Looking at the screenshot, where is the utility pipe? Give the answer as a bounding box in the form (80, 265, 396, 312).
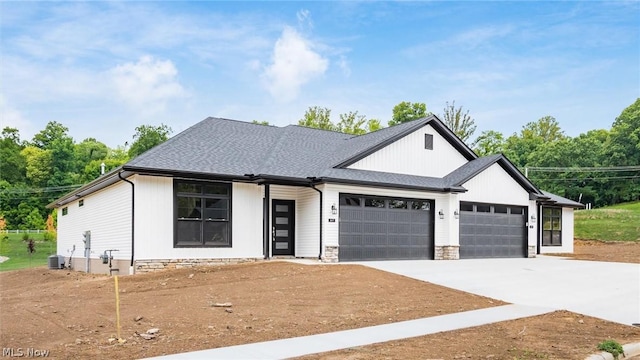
(309, 183, 323, 260)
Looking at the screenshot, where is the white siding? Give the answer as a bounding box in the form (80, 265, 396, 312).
(540, 207, 574, 254)
(296, 188, 320, 258)
(138, 180, 263, 260)
(458, 164, 530, 206)
(57, 180, 132, 270)
(348, 124, 469, 177)
(321, 184, 452, 249)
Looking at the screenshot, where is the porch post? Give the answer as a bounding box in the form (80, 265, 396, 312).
(263, 184, 270, 259)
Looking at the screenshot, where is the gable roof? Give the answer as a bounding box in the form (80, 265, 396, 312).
(443, 153, 542, 195)
(540, 191, 585, 208)
(49, 116, 555, 207)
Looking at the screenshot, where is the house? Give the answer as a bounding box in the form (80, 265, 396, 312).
(49, 115, 584, 274)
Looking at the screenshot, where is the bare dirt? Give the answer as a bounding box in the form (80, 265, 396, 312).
(1, 240, 639, 360)
(550, 239, 640, 264)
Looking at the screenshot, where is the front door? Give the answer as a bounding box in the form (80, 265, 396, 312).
(272, 199, 295, 256)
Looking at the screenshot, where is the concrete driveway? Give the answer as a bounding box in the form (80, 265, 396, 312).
(361, 256, 640, 326)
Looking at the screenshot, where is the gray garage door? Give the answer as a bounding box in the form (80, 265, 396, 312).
(459, 202, 527, 259)
(339, 194, 434, 261)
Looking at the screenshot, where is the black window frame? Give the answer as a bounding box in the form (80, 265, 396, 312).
(542, 207, 562, 246)
(174, 180, 232, 248)
(424, 134, 434, 150)
(62, 207, 68, 216)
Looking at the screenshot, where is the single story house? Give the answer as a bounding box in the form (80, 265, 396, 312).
(49, 116, 584, 274)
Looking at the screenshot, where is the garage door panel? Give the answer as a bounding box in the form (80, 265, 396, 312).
(460, 202, 526, 259)
(339, 194, 434, 261)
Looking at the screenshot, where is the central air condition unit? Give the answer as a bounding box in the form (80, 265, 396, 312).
(48, 255, 65, 269)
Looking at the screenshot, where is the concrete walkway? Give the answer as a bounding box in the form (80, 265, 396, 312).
(144, 304, 553, 360)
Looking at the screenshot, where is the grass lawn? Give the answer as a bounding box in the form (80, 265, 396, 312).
(575, 201, 640, 242)
(0, 233, 57, 271)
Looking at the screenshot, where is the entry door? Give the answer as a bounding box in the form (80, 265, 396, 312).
(272, 200, 295, 256)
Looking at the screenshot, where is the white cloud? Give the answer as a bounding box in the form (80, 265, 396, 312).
(0, 95, 32, 139)
(262, 27, 329, 102)
(110, 56, 187, 115)
(297, 9, 313, 29)
(337, 55, 351, 77)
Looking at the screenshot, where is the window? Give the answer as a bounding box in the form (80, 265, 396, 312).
(424, 134, 434, 150)
(494, 205, 508, 214)
(542, 208, 562, 246)
(476, 205, 491, 213)
(411, 201, 431, 210)
(62, 207, 68, 216)
(460, 203, 474, 212)
(79, 199, 84, 207)
(389, 200, 407, 209)
(175, 180, 231, 247)
(364, 198, 386, 208)
(340, 196, 361, 207)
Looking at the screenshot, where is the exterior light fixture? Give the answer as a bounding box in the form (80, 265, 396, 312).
(530, 214, 536, 222)
(454, 209, 459, 219)
(438, 209, 444, 219)
(331, 204, 337, 215)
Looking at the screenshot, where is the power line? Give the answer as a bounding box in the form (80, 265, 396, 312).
(529, 175, 640, 182)
(0, 184, 83, 195)
(526, 165, 640, 173)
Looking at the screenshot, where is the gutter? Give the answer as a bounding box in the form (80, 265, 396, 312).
(118, 171, 135, 271)
(308, 180, 323, 260)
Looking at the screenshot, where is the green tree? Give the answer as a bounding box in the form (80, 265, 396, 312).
(251, 120, 270, 125)
(24, 208, 45, 230)
(74, 138, 108, 172)
(128, 124, 173, 158)
(606, 98, 640, 166)
(298, 106, 336, 131)
(21, 146, 53, 188)
(0, 128, 26, 184)
(32, 121, 70, 150)
(441, 101, 476, 143)
(389, 101, 429, 126)
(521, 116, 565, 142)
(474, 130, 505, 156)
(366, 119, 383, 133)
(336, 111, 367, 135)
(503, 116, 565, 168)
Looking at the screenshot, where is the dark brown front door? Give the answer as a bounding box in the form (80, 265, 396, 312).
(272, 200, 295, 256)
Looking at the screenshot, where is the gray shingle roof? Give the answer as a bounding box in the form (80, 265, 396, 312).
(541, 190, 585, 208)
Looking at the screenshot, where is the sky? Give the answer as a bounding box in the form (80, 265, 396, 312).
(1, 1, 639, 148)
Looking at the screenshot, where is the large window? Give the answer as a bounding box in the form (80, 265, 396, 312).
(542, 208, 562, 246)
(174, 180, 231, 247)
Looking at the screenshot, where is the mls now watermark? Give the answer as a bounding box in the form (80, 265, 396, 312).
(2, 348, 50, 357)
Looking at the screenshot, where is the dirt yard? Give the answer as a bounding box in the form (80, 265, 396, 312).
(555, 239, 640, 264)
(1, 240, 639, 360)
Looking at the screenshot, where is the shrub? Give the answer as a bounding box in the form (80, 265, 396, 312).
(598, 339, 624, 360)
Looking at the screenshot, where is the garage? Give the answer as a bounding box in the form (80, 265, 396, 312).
(338, 194, 434, 261)
(459, 202, 527, 259)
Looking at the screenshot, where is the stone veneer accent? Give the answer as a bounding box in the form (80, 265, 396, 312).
(322, 246, 339, 263)
(135, 258, 259, 273)
(527, 245, 537, 258)
(435, 245, 460, 260)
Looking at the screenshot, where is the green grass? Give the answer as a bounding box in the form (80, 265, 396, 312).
(0, 233, 57, 271)
(575, 201, 640, 242)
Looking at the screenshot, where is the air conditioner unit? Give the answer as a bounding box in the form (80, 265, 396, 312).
(48, 255, 65, 270)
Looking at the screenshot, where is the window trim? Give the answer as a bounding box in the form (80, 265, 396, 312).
(173, 180, 232, 248)
(62, 207, 68, 216)
(542, 207, 562, 246)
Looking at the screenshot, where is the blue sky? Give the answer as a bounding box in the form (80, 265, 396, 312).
(1, 1, 638, 147)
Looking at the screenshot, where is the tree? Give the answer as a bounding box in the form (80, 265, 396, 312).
(0, 128, 26, 184)
(441, 101, 477, 143)
(474, 130, 505, 156)
(128, 124, 173, 158)
(24, 208, 45, 230)
(32, 121, 70, 150)
(251, 120, 270, 125)
(74, 138, 108, 172)
(606, 98, 640, 166)
(21, 146, 53, 188)
(298, 106, 336, 131)
(336, 111, 367, 135)
(521, 116, 565, 142)
(366, 119, 383, 133)
(389, 101, 429, 126)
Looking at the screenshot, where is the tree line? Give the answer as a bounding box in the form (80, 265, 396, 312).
(1, 98, 638, 230)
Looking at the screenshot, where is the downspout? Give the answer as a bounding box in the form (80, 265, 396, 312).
(309, 183, 323, 260)
(263, 183, 270, 259)
(118, 172, 135, 273)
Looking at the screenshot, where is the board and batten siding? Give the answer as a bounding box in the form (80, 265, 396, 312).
(347, 124, 469, 178)
(57, 180, 132, 266)
(540, 207, 574, 254)
(295, 187, 320, 258)
(137, 179, 263, 260)
(458, 164, 530, 206)
(321, 183, 454, 249)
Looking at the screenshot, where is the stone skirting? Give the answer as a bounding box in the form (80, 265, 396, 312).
(322, 246, 339, 263)
(135, 258, 259, 273)
(527, 245, 537, 258)
(435, 245, 460, 260)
